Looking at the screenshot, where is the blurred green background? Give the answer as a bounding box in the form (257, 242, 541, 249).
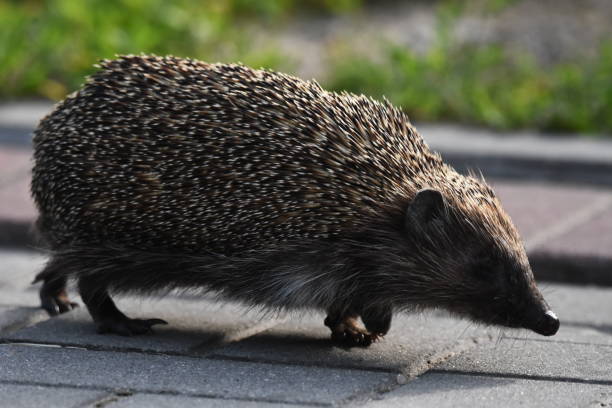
(1, 0, 611, 135)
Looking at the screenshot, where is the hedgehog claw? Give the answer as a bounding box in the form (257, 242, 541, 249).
(40, 291, 79, 316)
(331, 327, 376, 347)
(327, 315, 379, 348)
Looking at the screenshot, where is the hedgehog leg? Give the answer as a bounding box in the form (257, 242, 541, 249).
(324, 306, 378, 347)
(37, 265, 79, 316)
(77, 277, 167, 336)
(361, 305, 392, 338)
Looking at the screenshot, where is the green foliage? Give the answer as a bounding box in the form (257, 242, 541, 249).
(0, 0, 610, 135)
(0, 0, 362, 99)
(0, 0, 313, 99)
(327, 17, 612, 136)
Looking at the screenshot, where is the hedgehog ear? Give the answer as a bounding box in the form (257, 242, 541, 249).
(405, 189, 446, 229)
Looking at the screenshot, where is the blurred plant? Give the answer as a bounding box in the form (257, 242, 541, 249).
(1, 0, 358, 99)
(0, 0, 610, 135)
(326, 3, 612, 135)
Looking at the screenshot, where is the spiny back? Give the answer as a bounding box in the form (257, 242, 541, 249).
(32, 55, 509, 254)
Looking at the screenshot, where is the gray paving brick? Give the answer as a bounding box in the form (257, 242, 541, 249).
(504, 324, 612, 348)
(495, 284, 612, 347)
(0, 101, 52, 129)
(212, 311, 492, 373)
(108, 393, 306, 408)
(0, 175, 35, 221)
(0, 147, 30, 186)
(539, 284, 612, 327)
(5, 296, 280, 353)
(436, 336, 612, 382)
(422, 124, 612, 164)
(0, 382, 107, 408)
(0, 249, 46, 307)
(0, 305, 47, 335)
(492, 283, 612, 346)
(491, 181, 611, 242)
(539, 206, 612, 258)
(363, 372, 612, 408)
(0, 344, 392, 405)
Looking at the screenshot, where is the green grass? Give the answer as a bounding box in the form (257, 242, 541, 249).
(0, 0, 314, 99)
(325, 0, 612, 135)
(0, 0, 361, 99)
(327, 43, 612, 135)
(1, 0, 610, 135)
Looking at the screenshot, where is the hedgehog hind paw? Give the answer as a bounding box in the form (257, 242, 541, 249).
(95, 316, 168, 336)
(41, 294, 79, 316)
(39, 277, 79, 316)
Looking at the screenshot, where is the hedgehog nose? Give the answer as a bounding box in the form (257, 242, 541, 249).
(533, 310, 560, 336)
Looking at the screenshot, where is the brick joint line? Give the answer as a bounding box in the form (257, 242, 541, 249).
(0, 379, 329, 407)
(73, 391, 120, 408)
(0, 339, 397, 374)
(337, 335, 493, 406)
(525, 195, 612, 252)
(188, 315, 288, 354)
(429, 369, 612, 386)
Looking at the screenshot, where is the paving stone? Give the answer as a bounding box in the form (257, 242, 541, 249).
(436, 336, 612, 382)
(0, 344, 392, 405)
(0, 249, 46, 306)
(506, 325, 612, 348)
(422, 124, 612, 164)
(538, 284, 612, 325)
(363, 372, 612, 408)
(0, 101, 52, 129)
(0, 147, 30, 186)
(538, 206, 612, 258)
(472, 283, 612, 346)
(0, 175, 35, 221)
(108, 393, 306, 408)
(493, 283, 612, 346)
(491, 181, 611, 243)
(426, 125, 612, 187)
(212, 310, 492, 374)
(0, 148, 34, 225)
(495, 283, 612, 347)
(5, 296, 281, 354)
(0, 127, 33, 148)
(0, 382, 107, 408)
(0, 305, 48, 335)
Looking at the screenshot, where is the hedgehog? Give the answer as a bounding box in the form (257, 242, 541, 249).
(31, 55, 559, 346)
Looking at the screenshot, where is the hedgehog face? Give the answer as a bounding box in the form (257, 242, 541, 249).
(457, 249, 559, 336)
(400, 188, 559, 336)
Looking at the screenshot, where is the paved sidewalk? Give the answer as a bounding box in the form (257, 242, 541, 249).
(0, 250, 611, 407)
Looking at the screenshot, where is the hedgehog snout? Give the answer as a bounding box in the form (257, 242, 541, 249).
(520, 300, 560, 336)
(530, 310, 560, 336)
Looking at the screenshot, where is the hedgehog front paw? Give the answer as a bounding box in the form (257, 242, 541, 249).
(95, 316, 168, 336)
(326, 315, 381, 348)
(331, 326, 381, 347)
